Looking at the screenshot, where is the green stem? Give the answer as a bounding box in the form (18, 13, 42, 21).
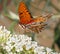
(31, 33, 35, 41)
(8, 21, 18, 34)
(3, 0, 8, 13)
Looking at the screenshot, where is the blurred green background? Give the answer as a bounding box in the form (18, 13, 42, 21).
(0, 0, 60, 52)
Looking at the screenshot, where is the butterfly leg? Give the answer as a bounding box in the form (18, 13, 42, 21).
(39, 23, 47, 32)
(19, 23, 26, 29)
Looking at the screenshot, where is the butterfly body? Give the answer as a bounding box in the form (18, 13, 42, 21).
(18, 2, 51, 33)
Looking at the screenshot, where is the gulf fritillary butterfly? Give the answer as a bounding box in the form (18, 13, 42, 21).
(18, 2, 52, 33)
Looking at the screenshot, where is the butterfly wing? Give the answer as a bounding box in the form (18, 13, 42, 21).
(34, 14, 52, 23)
(26, 14, 51, 33)
(18, 2, 52, 33)
(18, 2, 33, 25)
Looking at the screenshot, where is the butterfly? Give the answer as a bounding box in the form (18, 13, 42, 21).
(18, 2, 52, 33)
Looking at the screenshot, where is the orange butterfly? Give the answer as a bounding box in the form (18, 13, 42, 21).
(18, 2, 51, 33)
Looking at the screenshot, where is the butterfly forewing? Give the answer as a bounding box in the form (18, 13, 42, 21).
(18, 2, 33, 24)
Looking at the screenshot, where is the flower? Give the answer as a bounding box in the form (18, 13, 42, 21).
(0, 26, 11, 44)
(0, 25, 60, 54)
